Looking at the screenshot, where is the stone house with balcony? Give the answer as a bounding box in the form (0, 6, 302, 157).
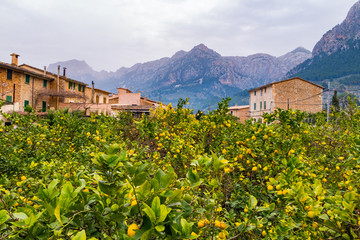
(248, 77, 325, 120)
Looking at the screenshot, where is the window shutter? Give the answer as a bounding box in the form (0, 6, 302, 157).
(7, 70, 13, 80)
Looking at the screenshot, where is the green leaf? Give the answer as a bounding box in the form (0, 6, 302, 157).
(0, 210, 9, 225)
(150, 179, 160, 192)
(54, 202, 62, 225)
(342, 233, 351, 240)
(168, 189, 182, 204)
(344, 191, 356, 202)
(137, 180, 151, 200)
(75, 179, 86, 194)
(186, 169, 198, 184)
(24, 213, 37, 228)
(142, 203, 156, 222)
(319, 214, 329, 221)
(158, 205, 170, 223)
(133, 172, 148, 186)
(13, 212, 28, 220)
(268, 203, 275, 212)
(155, 169, 173, 189)
(139, 229, 152, 240)
(106, 144, 123, 155)
(98, 181, 114, 195)
(313, 179, 323, 196)
(106, 155, 120, 168)
(155, 225, 165, 232)
(151, 197, 161, 218)
(180, 218, 192, 236)
(186, 169, 202, 188)
(48, 179, 59, 193)
(181, 200, 192, 218)
(71, 230, 86, 240)
(248, 195, 258, 210)
(342, 201, 355, 213)
(60, 182, 76, 209)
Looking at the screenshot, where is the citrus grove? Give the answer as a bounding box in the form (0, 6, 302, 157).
(0, 98, 360, 239)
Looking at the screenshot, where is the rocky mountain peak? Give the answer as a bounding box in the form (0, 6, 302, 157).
(188, 43, 221, 59)
(312, 1, 360, 56)
(48, 59, 94, 75)
(290, 47, 311, 54)
(345, 0, 360, 22)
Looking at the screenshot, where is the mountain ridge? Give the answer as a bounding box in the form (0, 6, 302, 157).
(48, 44, 311, 110)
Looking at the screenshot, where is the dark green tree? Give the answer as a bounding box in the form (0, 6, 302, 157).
(331, 90, 340, 112)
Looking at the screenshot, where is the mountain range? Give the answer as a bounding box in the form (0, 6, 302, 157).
(48, 45, 310, 110)
(48, 0, 360, 110)
(288, 0, 360, 96)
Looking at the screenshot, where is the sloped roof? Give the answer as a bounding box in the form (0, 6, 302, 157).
(228, 105, 249, 110)
(19, 64, 88, 86)
(248, 77, 325, 92)
(0, 62, 54, 81)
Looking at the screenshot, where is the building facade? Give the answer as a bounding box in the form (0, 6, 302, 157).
(248, 77, 325, 120)
(228, 105, 250, 123)
(109, 87, 159, 116)
(0, 53, 111, 115)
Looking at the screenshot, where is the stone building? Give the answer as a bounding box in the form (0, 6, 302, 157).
(228, 105, 250, 123)
(109, 87, 160, 116)
(248, 77, 325, 120)
(0, 53, 111, 115)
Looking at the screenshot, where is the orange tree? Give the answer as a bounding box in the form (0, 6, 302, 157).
(0, 98, 360, 239)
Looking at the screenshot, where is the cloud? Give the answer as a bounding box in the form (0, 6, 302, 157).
(0, 0, 358, 71)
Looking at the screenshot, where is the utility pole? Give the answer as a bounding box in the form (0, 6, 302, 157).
(327, 81, 330, 122)
(287, 98, 289, 110)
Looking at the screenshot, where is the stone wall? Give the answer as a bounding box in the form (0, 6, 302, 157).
(273, 78, 323, 113)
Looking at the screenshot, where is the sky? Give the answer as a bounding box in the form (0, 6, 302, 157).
(0, 0, 358, 71)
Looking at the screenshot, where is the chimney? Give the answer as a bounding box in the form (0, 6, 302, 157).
(10, 53, 19, 66)
(63, 67, 67, 77)
(91, 81, 95, 104)
(43, 66, 47, 75)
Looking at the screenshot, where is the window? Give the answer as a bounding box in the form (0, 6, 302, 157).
(43, 80, 47, 88)
(260, 101, 262, 110)
(260, 89, 262, 96)
(25, 75, 30, 84)
(7, 70, 12, 80)
(78, 84, 82, 91)
(69, 82, 72, 89)
(264, 101, 267, 109)
(254, 103, 256, 110)
(6, 95, 12, 102)
(254, 90, 256, 96)
(73, 83, 76, 90)
(264, 87, 266, 93)
(24, 100, 29, 109)
(82, 85, 85, 92)
(42, 101, 47, 112)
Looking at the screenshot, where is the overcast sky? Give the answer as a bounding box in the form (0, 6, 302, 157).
(1, 0, 358, 71)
